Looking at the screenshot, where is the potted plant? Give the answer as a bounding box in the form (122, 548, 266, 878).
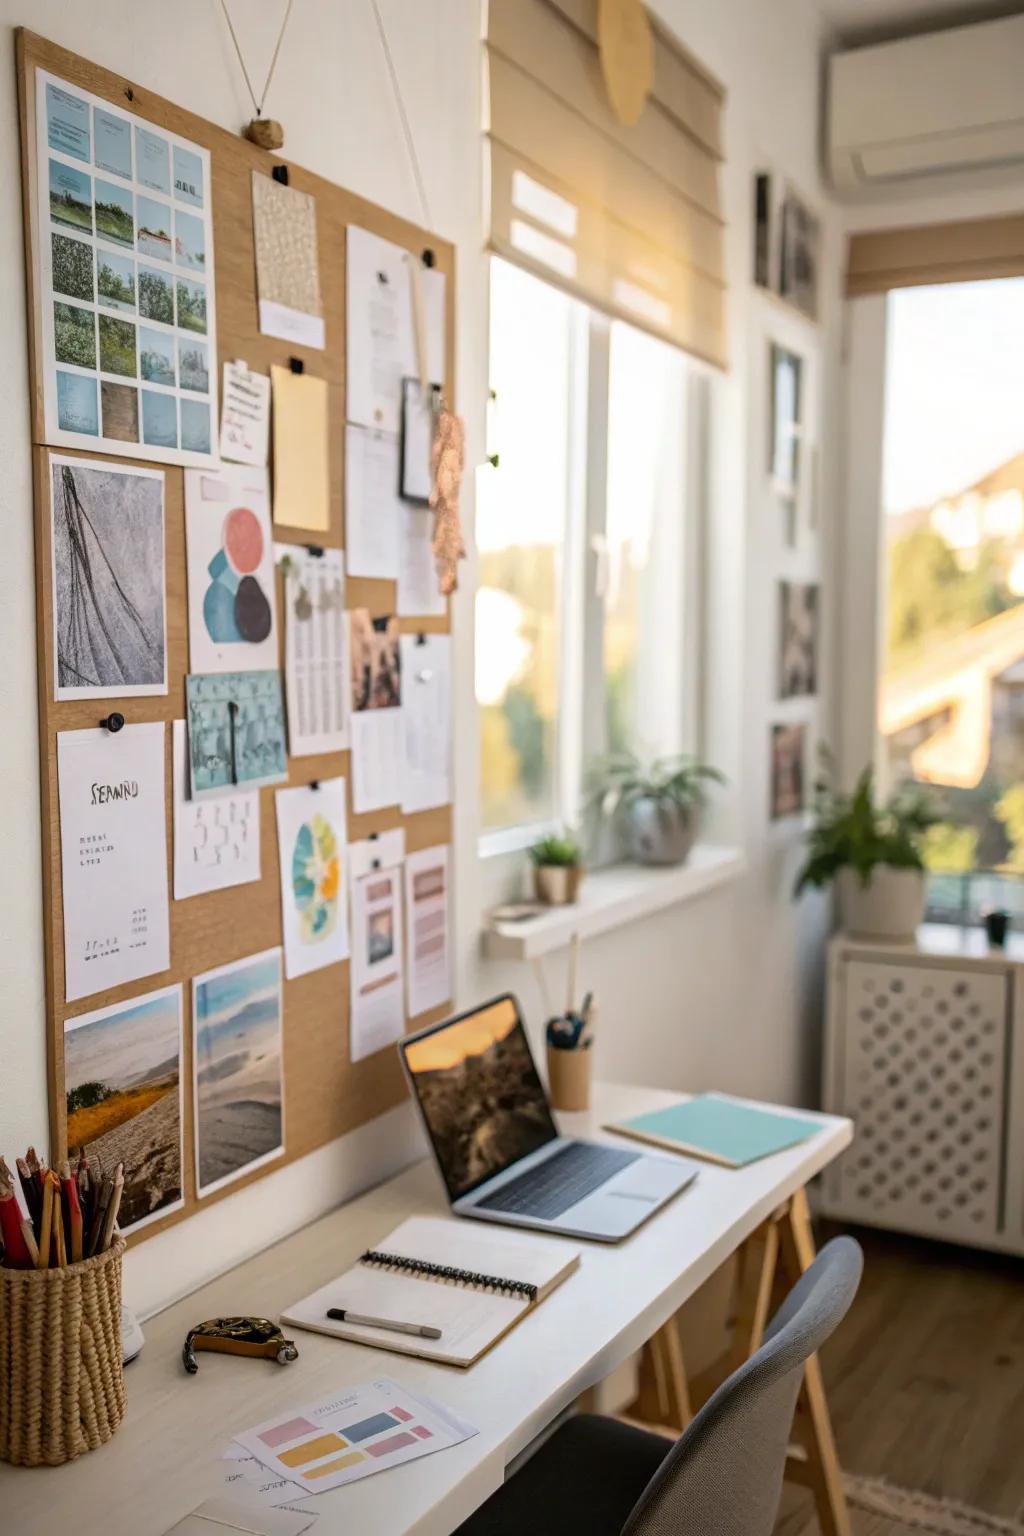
(586, 752, 725, 867)
(529, 833, 583, 905)
(795, 760, 941, 939)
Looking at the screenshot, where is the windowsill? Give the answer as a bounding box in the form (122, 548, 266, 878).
(481, 844, 746, 960)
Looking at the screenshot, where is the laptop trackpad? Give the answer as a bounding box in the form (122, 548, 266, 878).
(611, 1154, 697, 1200)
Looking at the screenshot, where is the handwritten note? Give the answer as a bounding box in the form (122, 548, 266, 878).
(219, 360, 270, 466)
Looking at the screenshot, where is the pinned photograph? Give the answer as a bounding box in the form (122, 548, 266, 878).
(176, 275, 207, 335)
(53, 302, 95, 369)
(95, 178, 134, 249)
(137, 194, 172, 262)
(349, 609, 401, 711)
(181, 398, 211, 453)
(52, 232, 93, 302)
(101, 380, 139, 443)
(179, 338, 209, 394)
(193, 948, 284, 1196)
(173, 144, 204, 207)
(778, 581, 819, 700)
(98, 313, 136, 377)
(135, 125, 170, 195)
(186, 668, 287, 796)
(174, 208, 206, 272)
(64, 984, 184, 1234)
(140, 326, 175, 386)
(46, 81, 90, 161)
(94, 107, 132, 179)
(56, 371, 98, 435)
(49, 158, 92, 234)
(50, 455, 166, 699)
(138, 264, 173, 324)
(97, 249, 135, 313)
(142, 388, 177, 448)
(771, 722, 807, 821)
(779, 189, 819, 321)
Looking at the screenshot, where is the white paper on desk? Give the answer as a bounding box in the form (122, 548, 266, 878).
(346, 225, 445, 433)
(58, 722, 170, 1002)
(220, 360, 271, 466)
(234, 1377, 476, 1495)
(275, 777, 349, 980)
(345, 425, 401, 578)
(404, 844, 451, 1018)
(400, 634, 452, 813)
(348, 609, 403, 814)
(173, 720, 260, 900)
(398, 506, 445, 617)
(350, 838, 405, 1063)
(185, 465, 278, 675)
(164, 1495, 317, 1535)
(218, 1447, 311, 1513)
(281, 546, 348, 756)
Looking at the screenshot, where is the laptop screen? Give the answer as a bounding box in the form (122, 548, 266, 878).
(402, 995, 558, 1200)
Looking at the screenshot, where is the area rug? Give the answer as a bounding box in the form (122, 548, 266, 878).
(846, 1474, 1024, 1536)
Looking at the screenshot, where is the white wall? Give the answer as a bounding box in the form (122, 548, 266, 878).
(0, 0, 841, 1316)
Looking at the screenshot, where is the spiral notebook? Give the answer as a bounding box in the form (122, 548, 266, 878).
(281, 1215, 580, 1367)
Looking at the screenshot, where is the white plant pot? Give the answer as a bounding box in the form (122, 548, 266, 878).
(837, 866, 925, 941)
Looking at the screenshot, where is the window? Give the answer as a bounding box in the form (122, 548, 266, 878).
(477, 258, 702, 848)
(878, 278, 1024, 905)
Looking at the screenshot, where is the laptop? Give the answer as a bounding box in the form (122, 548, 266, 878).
(399, 994, 698, 1242)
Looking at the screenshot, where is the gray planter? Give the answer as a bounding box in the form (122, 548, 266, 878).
(624, 797, 697, 866)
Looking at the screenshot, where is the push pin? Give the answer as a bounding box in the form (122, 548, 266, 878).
(101, 712, 125, 733)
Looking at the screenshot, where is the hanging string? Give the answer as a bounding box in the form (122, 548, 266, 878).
(219, 0, 296, 119)
(367, 0, 433, 231)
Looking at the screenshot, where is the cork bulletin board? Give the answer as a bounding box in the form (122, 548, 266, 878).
(17, 30, 455, 1246)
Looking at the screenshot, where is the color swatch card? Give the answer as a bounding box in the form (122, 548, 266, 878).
(281, 545, 348, 757)
(172, 720, 260, 901)
(404, 844, 451, 1019)
(349, 830, 405, 1064)
(275, 779, 349, 980)
(35, 67, 218, 466)
(185, 466, 278, 674)
(234, 1378, 477, 1494)
(186, 669, 288, 798)
(57, 722, 170, 1001)
(252, 171, 325, 351)
(220, 359, 270, 466)
(271, 366, 329, 531)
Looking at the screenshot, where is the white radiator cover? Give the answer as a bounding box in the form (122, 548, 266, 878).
(823, 929, 1024, 1256)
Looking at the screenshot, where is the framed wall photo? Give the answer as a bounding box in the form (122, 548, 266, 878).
(778, 580, 819, 700)
(778, 187, 819, 321)
(770, 721, 807, 821)
(769, 342, 803, 502)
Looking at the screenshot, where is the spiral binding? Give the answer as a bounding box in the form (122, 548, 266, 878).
(359, 1248, 538, 1303)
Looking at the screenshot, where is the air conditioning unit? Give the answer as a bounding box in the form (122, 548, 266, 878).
(828, 13, 1024, 196)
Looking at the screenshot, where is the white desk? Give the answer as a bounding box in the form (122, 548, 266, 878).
(0, 1084, 851, 1536)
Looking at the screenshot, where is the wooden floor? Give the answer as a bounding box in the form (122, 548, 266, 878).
(775, 1222, 1024, 1531)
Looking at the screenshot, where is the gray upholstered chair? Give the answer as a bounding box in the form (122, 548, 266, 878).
(455, 1234, 863, 1536)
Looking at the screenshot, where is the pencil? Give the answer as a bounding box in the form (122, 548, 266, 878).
(99, 1165, 124, 1254)
(88, 1176, 112, 1258)
(20, 1218, 39, 1269)
(36, 1176, 54, 1269)
(49, 1173, 66, 1267)
(16, 1157, 40, 1229)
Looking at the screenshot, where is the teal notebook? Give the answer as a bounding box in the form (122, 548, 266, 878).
(608, 1093, 819, 1168)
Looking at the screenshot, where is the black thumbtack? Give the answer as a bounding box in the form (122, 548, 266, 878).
(305, 543, 324, 557)
(289, 357, 304, 374)
(377, 270, 389, 285)
(422, 248, 435, 269)
(310, 780, 320, 791)
(124, 87, 134, 103)
(101, 712, 125, 733)
(415, 633, 428, 646)
(371, 858, 381, 871)
(272, 164, 289, 186)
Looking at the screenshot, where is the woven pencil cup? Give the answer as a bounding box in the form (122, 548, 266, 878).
(0, 1237, 126, 1466)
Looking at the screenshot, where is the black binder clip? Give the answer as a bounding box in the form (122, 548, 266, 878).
(289, 357, 304, 374)
(100, 712, 125, 733)
(272, 164, 289, 186)
(422, 248, 435, 269)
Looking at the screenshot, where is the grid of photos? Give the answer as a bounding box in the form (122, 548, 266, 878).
(36, 68, 217, 465)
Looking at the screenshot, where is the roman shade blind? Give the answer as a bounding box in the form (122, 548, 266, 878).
(485, 0, 727, 368)
(847, 213, 1024, 296)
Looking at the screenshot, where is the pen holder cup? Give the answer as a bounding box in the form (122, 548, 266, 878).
(0, 1237, 127, 1467)
(546, 1042, 592, 1113)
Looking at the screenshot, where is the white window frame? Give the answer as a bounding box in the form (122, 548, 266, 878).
(478, 264, 709, 859)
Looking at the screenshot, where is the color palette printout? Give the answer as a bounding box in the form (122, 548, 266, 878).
(57, 722, 170, 1001)
(185, 465, 278, 674)
(36, 68, 217, 465)
(275, 778, 349, 980)
(234, 1378, 477, 1494)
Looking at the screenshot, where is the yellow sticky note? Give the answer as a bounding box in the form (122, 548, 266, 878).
(271, 364, 330, 531)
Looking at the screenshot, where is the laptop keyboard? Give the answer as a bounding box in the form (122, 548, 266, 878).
(476, 1141, 639, 1221)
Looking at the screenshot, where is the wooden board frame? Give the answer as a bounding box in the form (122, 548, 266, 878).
(17, 30, 455, 1247)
